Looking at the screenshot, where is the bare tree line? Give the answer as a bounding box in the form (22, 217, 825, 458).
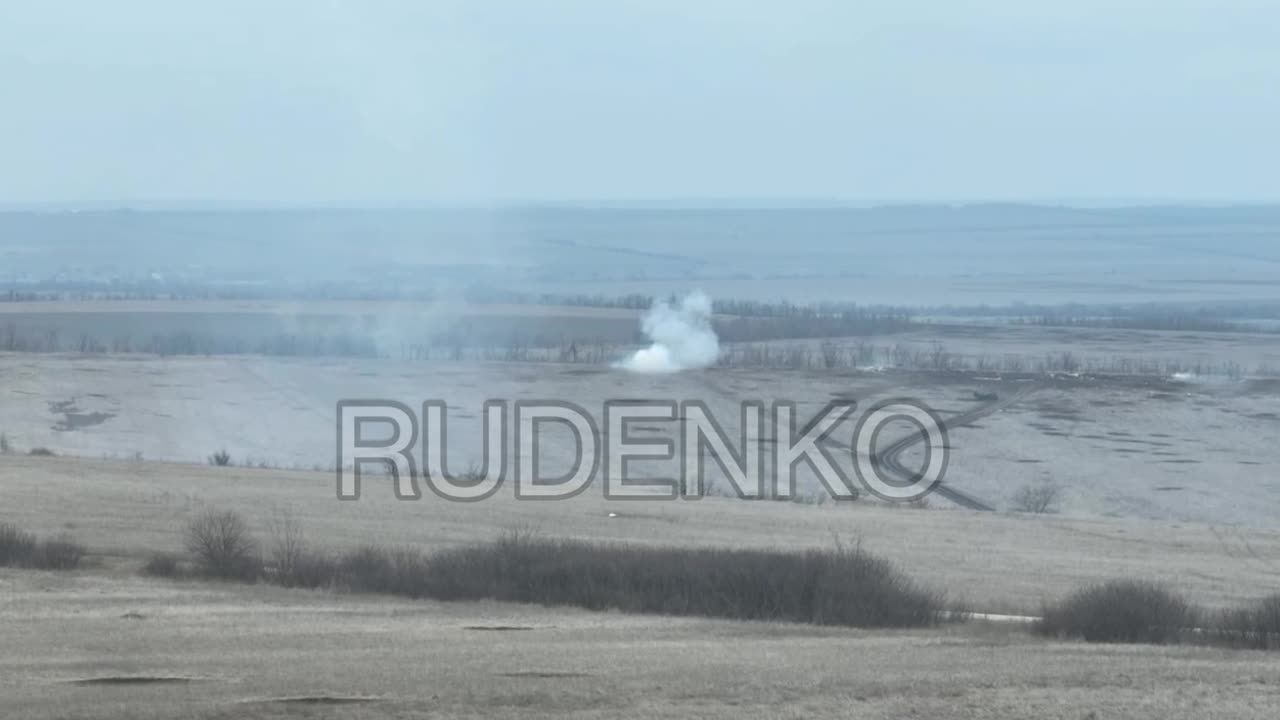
(1013, 314, 1277, 334)
(719, 341, 1258, 377)
(2, 321, 1270, 378)
(7, 284, 1280, 326)
(393, 339, 1267, 378)
(0, 301, 912, 357)
(0, 325, 381, 358)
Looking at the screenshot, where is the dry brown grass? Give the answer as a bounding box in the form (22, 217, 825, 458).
(4, 570, 1280, 720)
(3, 454, 1280, 614)
(0, 522, 85, 570)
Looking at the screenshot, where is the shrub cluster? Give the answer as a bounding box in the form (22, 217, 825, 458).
(1037, 580, 1280, 650)
(170, 509, 946, 629)
(141, 553, 183, 578)
(1011, 482, 1061, 514)
(184, 510, 261, 580)
(1037, 580, 1197, 644)
(423, 532, 946, 628)
(157, 509, 1280, 648)
(0, 523, 85, 570)
(1212, 594, 1280, 650)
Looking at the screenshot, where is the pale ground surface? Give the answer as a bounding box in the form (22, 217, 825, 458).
(5, 349, 1280, 718)
(3, 352, 1279, 523)
(0, 300, 645, 318)
(4, 569, 1280, 720)
(3, 454, 1280, 613)
(825, 323, 1280, 375)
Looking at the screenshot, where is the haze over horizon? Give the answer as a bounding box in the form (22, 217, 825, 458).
(3, 0, 1279, 206)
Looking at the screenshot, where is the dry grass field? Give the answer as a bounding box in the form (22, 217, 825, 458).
(6, 568, 1280, 720)
(3, 308, 1280, 718)
(4, 453, 1280, 613)
(0, 300, 648, 357)
(4, 454, 1280, 718)
(3, 349, 1279, 522)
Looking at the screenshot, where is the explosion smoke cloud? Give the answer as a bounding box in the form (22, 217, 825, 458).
(616, 291, 719, 373)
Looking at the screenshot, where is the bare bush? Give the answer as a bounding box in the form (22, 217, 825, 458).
(422, 531, 947, 628)
(337, 545, 431, 596)
(1011, 482, 1061, 514)
(819, 341, 841, 369)
(33, 537, 85, 570)
(266, 508, 339, 588)
(153, 526, 945, 628)
(0, 523, 85, 570)
(1212, 594, 1280, 650)
(141, 553, 183, 578)
(281, 549, 340, 589)
(27, 447, 56, 457)
(207, 449, 232, 467)
(185, 509, 260, 580)
(267, 508, 304, 578)
(1036, 580, 1198, 644)
(0, 523, 38, 566)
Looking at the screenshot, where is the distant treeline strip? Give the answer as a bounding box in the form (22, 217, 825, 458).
(0, 325, 383, 358)
(6, 286, 1280, 335)
(1, 324, 1270, 377)
(1011, 314, 1276, 334)
(0, 301, 914, 356)
(412, 340, 1263, 378)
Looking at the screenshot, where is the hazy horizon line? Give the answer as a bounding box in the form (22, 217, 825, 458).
(5, 197, 1280, 213)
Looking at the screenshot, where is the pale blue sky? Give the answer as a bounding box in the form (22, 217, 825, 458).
(1, 1, 1277, 205)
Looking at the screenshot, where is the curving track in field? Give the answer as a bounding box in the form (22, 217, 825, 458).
(691, 370, 1037, 511)
(873, 386, 1040, 511)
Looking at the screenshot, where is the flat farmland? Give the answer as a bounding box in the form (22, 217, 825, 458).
(5, 567, 1280, 720)
(2, 350, 1279, 525)
(0, 301, 646, 354)
(5, 446, 1280, 611)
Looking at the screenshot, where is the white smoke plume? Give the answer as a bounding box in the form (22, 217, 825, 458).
(616, 291, 720, 373)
